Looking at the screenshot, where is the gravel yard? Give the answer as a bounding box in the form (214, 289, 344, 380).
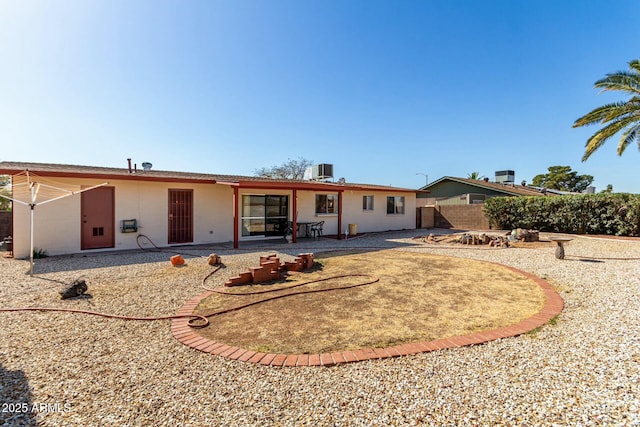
(1, 230, 639, 426)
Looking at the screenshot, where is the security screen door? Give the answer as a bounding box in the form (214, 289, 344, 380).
(168, 189, 193, 244)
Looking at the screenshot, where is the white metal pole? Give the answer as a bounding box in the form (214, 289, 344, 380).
(30, 185, 35, 276)
(0, 170, 109, 275)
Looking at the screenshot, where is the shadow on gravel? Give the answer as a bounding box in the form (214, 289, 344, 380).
(0, 363, 37, 427)
(20, 248, 207, 275)
(565, 255, 640, 262)
(16, 230, 437, 274)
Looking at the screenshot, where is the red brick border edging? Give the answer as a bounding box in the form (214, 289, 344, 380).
(171, 263, 563, 367)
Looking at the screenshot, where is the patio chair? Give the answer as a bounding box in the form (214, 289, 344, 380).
(310, 221, 324, 238)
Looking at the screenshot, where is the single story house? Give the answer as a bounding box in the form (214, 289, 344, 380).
(0, 161, 418, 259)
(417, 176, 544, 206)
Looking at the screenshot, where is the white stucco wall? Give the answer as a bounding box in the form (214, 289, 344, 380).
(295, 191, 340, 236)
(235, 189, 416, 240)
(10, 177, 416, 258)
(295, 189, 416, 236)
(341, 190, 416, 234)
(11, 178, 234, 258)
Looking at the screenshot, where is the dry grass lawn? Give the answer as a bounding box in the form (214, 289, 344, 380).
(195, 250, 545, 354)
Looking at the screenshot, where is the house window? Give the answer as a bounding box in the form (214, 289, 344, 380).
(387, 196, 405, 214)
(363, 195, 374, 211)
(315, 194, 338, 215)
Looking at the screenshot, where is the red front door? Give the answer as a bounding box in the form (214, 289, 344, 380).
(81, 186, 115, 250)
(168, 189, 193, 244)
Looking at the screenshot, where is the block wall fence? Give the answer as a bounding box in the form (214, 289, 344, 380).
(417, 205, 491, 230)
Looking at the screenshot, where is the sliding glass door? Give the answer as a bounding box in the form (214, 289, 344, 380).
(241, 195, 289, 237)
(241, 195, 265, 237)
(264, 195, 289, 236)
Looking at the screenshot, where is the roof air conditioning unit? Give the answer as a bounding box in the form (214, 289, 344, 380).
(305, 164, 334, 180)
(495, 170, 515, 184)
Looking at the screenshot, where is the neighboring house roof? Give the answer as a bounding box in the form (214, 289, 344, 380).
(526, 186, 581, 195)
(0, 161, 417, 194)
(419, 176, 545, 197)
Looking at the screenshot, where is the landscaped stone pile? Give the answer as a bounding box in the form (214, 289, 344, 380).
(456, 229, 540, 247)
(0, 230, 638, 426)
(458, 232, 510, 247)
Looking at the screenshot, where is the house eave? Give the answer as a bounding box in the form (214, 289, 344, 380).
(0, 163, 217, 184)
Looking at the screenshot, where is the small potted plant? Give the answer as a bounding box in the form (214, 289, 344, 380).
(283, 225, 293, 243)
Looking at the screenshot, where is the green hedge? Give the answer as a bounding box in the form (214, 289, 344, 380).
(483, 193, 640, 236)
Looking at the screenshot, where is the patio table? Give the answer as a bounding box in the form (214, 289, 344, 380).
(296, 222, 314, 238)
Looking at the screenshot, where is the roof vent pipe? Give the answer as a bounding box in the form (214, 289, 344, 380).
(127, 158, 132, 173)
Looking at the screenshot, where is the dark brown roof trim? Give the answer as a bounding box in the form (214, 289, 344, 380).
(0, 161, 419, 193)
(0, 162, 217, 184)
(0, 168, 216, 184)
(216, 179, 419, 193)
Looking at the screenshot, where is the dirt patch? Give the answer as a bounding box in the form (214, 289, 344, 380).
(194, 250, 546, 354)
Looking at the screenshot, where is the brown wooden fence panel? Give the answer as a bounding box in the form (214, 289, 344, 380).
(416, 207, 435, 228)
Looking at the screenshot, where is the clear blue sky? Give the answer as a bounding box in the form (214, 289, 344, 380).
(1, 0, 639, 192)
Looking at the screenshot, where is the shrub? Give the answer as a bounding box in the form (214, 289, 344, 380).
(32, 247, 48, 259)
(483, 193, 640, 236)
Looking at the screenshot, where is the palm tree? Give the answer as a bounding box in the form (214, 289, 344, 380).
(574, 59, 640, 161)
(467, 172, 484, 180)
